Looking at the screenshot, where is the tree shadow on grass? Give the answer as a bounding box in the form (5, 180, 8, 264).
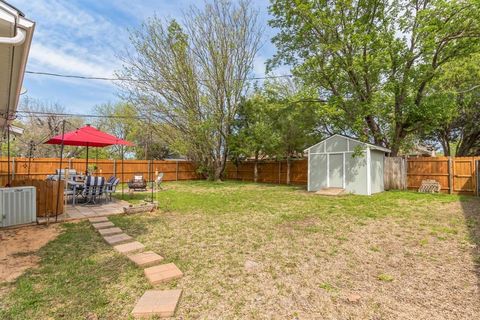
(460, 196, 480, 293)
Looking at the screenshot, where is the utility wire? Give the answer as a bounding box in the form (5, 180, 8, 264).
(25, 70, 294, 82)
(15, 110, 148, 120)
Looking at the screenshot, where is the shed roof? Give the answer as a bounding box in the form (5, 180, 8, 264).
(304, 134, 391, 153)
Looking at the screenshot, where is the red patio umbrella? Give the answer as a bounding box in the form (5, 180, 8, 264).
(45, 124, 133, 174)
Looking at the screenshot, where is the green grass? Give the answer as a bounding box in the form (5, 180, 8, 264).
(0, 223, 149, 320)
(2, 180, 478, 319)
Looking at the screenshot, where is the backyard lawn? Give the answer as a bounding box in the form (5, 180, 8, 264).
(1, 181, 479, 319)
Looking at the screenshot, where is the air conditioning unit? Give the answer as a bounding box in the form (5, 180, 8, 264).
(0, 187, 36, 227)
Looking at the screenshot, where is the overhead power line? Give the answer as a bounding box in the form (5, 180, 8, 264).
(25, 70, 294, 82)
(15, 110, 148, 120)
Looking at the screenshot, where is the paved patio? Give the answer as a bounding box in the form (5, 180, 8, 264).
(38, 199, 130, 223)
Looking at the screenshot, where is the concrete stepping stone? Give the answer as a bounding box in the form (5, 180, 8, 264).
(131, 289, 182, 318)
(144, 263, 183, 285)
(88, 216, 109, 223)
(114, 241, 145, 254)
(92, 221, 115, 230)
(98, 227, 123, 236)
(128, 251, 164, 268)
(103, 233, 133, 245)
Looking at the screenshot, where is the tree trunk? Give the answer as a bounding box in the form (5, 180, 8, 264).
(212, 147, 228, 181)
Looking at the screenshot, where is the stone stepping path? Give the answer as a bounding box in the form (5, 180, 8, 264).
(113, 241, 145, 254)
(128, 251, 164, 268)
(89, 217, 183, 318)
(98, 227, 123, 236)
(103, 233, 133, 245)
(144, 263, 183, 285)
(92, 221, 115, 229)
(88, 216, 109, 223)
(131, 289, 182, 318)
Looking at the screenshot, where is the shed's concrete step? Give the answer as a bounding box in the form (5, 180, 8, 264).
(92, 221, 115, 229)
(98, 227, 123, 236)
(315, 188, 345, 196)
(131, 289, 182, 318)
(128, 251, 164, 268)
(144, 263, 183, 285)
(114, 241, 145, 254)
(103, 233, 133, 245)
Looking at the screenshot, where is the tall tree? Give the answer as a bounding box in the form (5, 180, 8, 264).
(14, 97, 84, 158)
(263, 78, 321, 183)
(269, 0, 480, 155)
(118, 0, 262, 179)
(423, 54, 480, 156)
(230, 91, 279, 182)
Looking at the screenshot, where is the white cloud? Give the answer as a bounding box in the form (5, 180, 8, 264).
(12, 0, 126, 79)
(29, 43, 114, 77)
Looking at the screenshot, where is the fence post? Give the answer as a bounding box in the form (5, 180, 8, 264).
(448, 157, 453, 194)
(12, 157, 15, 181)
(475, 159, 480, 197)
(147, 160, 151, 185)
(176, 161, 179, 181)
(113, 159, 116, 177)
(278, 161, 281, 184)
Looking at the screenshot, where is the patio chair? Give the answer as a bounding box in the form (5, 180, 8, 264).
(127, 174, 147, 191)
(82, 176, 106, 204)
(105, 177, 120, 201)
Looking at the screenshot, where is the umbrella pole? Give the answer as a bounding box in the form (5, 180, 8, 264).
(54, 120, 66, 224)
(85, 145, 89, 175)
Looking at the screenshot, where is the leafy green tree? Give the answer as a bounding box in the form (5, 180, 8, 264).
(230, 91, 279, 182)
(422, 54, 480, 156)
(232, 78, 321, 183)
(269, 0, 480, 155)
(263, 78, 321, 183)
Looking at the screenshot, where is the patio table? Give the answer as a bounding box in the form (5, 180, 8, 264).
(67, 180, 84, 206)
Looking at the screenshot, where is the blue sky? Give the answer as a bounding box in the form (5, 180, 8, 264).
(9, 0, 284, 113)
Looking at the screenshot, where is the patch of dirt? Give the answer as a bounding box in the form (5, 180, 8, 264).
(0, 225, 60, 283)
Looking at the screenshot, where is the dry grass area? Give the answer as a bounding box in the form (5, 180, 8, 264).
(1, 181, 479, 319)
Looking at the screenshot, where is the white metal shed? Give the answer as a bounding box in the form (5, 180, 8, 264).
(305, 134, 391, 195)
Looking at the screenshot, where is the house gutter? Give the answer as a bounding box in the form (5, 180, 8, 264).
(0, 27, 26, 45)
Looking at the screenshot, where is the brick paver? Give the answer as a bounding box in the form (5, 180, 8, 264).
(113, 241, 145, 254)
(131, 289, 182, 318)
(92, 221, 115, 229)
(103, 233, 133, 245)
(144, 263, 183, 285)
(128, 251, 164, 268)
(98, 227, 123, 236)
(88, 216, 109, 223)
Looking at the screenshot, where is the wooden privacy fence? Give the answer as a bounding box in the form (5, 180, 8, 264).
(407, 157, 480, 195)
(10, 179, 64, 217)
(384, 157, 407, 190)
(1, 156, 479, 195)
(225, 160, 308, 185)
(0, 157, 201, 186)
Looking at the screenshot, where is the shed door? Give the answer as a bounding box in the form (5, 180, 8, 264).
(329, 153, 343, 188)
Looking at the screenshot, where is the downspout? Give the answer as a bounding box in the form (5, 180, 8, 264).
(0, 28, 26, 45)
